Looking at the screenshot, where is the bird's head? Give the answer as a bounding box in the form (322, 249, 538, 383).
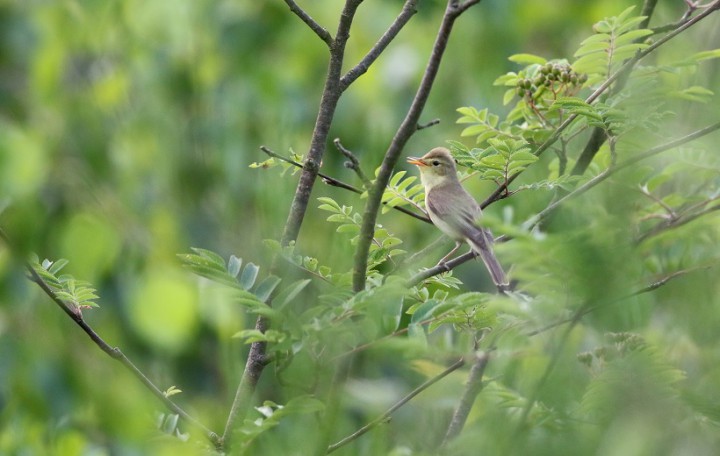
(407, 147, 458, 189)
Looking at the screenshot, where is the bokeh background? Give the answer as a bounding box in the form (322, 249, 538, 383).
(1, 0, 719, 454)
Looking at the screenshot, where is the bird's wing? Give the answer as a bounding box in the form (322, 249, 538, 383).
(426, 183, 482, 235)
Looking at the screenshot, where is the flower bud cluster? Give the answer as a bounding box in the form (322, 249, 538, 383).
(515, 63, 588, 97)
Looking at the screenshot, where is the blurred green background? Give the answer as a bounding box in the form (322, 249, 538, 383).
(1, 0, 719, 454)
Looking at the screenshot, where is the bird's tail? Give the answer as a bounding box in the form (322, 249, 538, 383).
(467, 228, 510, 293)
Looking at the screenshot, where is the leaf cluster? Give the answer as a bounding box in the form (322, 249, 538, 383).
(318, 196, 406, 271)
(31, 257, 100, 312)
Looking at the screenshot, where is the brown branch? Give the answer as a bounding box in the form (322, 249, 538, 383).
(260, 145, 358, 193)
(353, 0, 485, 292)
(280, 0, 363, 247)
(481, 1, 720, 208)
(223, 0, 365, 449)
(417, 118, 441, 130)
(220, 316, 271, 446)
(340, 0, 418, 89)
(327, 357, 465, 453)
(283, 0, 333, 46)
(0, 228, 219, 446)
(440, 351, 491, 447)
(403, 232, 511, 287)
(259, 146, 432, 223)
(333, 138, 372, 188)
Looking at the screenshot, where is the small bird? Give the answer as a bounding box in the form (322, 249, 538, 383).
(407, 147, 509, 292)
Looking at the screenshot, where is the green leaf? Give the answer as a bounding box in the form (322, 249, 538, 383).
(284, 396, 325, 414)
(254, 275, 281, 302)
(389, 171, 407, 187)
(227, 255, 242, 278)
(275, 279, 311, 310)
(690, 49, 720, 62)
(326, 214, 347, 223)
(336, 224, 360, 234)
(493, 73, 519, 87)
(239, 263, 259, 290)
(508, 53, 547, 65)
(48, 259, 69, 275)
(317, 197, 343, 215)
(233, 329, 286, 344)
(509, 150, 538, 163)
(190, 247, 226, 268)
(614, 28, 653, 45)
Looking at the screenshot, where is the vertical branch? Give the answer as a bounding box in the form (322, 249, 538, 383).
(221, 1, 364, 448)
(352, 0, 484, 292)
(440, 351, 491, 448)
(280, 0, 364, 246)
(224, 0, 425, 448)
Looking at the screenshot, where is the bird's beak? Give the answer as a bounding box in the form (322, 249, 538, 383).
(407, 157, 428, 167)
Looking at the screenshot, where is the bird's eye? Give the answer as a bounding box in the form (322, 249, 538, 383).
(432, 160, 440, 166)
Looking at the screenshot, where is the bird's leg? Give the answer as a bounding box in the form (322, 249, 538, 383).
(436, 241, 463, 266)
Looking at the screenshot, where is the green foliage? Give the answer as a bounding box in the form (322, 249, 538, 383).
(573, 6, 652, 84)
(407, 291, 497, 334)
(263, 238, 348, 286)
(380, 170, 426, 214)
(451, 138, 537, 186)
(237, 397, 324, 449)
(5, 2, 720, 456)
(317, 196, 406, 271)
(178, 248, 283, 321)
(31, 257, 100, 312)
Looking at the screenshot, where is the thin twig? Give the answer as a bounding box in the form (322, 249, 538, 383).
(333, 138, 372, 188)
(261, 145, 359, 193)
(440, 351, 491, 447)
(417, 118, 441, 130)
(637, 202, 720, 243)
(353, 0, 485, 292)
(524, 121, 720, 230)
(327, 357, 466, 453)
(283, 0, 333, 46)
(0, 228, 219, 445)
(340, 0, 419, 89)
(260, 146, 432, 223)
(526, 260, 720, 337)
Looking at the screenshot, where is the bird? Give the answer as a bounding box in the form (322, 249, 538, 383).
(407, 147, 509, 292)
